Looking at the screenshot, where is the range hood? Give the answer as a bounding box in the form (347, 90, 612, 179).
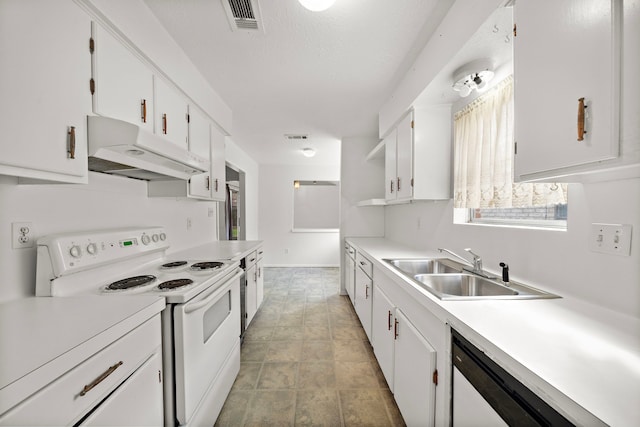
(87, 116, 209, 181)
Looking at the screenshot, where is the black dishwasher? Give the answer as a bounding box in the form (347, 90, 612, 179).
(452, 329, 574, 426)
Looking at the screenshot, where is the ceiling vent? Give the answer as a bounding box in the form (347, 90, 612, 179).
(222, 0, 263, 32)
(285, 134, 309, 141)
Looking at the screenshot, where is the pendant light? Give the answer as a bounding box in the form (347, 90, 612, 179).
(298, 0, 336, 12)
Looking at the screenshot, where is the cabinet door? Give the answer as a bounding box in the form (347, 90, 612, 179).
(514, 0, 620, 180)
(154, 76, 189, 150)
(344, 247, 356, 305)
(372, 284, 395, 391)
(91, 22, 153, 133)
(394, 308, 437, 427)
(0, 0, 90, 183)
(354, 266, 372, 341)
(256, 253, 264, 308)
(210, 126, 227, 201)
(80, 351, 164, 426)
(395, 112, 414, 201)
(186, 107, 212, 199)
(384, 129, 398, 201)
(245, 265, 257, 326)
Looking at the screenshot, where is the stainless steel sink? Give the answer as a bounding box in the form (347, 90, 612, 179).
(384, 258, 463, 275)
(384, 258, 559, 300)
(414, 274, 518, 298)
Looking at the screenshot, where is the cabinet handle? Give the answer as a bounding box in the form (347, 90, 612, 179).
(387, 310, 392, 331)
(79, 361, 123, 397)
(397, 177, 401, 191)
(390, 179, 394, 193)
(577, 97, 587, 141)
(214, 178, 219, 192)
(365, 284, 369, 299)
(394, 318, 399, 339)
(162, 113, 168, 134)
(206, 176, 210, 190)
(141, 99, 147, 123)
(258, 267, 261, 278)
(67, 126, 76, 159)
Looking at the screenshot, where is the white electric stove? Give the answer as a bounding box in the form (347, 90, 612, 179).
(35, 227, 243, 426)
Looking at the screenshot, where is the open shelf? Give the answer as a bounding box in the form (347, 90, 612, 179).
(357, 198, 387, 207)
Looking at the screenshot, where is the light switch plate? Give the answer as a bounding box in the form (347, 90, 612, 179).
(589, 223, 632, 256)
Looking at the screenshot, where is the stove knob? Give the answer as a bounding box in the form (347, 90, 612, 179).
(152, 234, 159, 243)
(159, 233, 166, 241)
(69, 245, 82, 258)
(141, 234, 151, 245)
(86, 243, 98, 255)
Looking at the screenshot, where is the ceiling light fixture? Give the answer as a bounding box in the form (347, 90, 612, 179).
(302, 148, 316, 157)
(452, 59, 495, 98)
(298, 0, 336, 12)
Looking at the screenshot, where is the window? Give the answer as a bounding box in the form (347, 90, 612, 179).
(292, 180, 339, 231)
(453, 76, 568, 228)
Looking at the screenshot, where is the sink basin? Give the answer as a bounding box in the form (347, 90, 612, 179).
(384, 258, 463, 275)
(383, 257, 559, 300)
(414, 274, 518, 298)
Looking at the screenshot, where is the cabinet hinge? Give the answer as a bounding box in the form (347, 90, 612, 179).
(187, 113, 190, 123)
(410, 120, 414, 129)
(89, 37, 94, 54)
(514, 141, 518, 155)
(432, 369, 438, 386)
(158, 370, 162, 383)
(513, 23, 517, 37)
(89, 78, 95, 95)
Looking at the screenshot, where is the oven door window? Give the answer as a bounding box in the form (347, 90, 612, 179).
(203, 290, 231, 343)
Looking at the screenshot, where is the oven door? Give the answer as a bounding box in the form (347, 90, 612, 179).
(173, 269, 242, 425)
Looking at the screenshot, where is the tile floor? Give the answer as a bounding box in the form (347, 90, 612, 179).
(215, 267, 406, 427)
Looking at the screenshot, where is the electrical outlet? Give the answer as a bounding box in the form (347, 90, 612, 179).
(589, 223, 632, 256)
(12, 222, 35, 249)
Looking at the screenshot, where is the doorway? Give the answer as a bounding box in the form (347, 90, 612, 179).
(218, 164, 246, 240)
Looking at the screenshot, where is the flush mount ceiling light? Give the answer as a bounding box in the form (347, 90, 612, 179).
(452, 59, 495, 98)
(302, 148, 316, 157)
(298, 0, 336, 12)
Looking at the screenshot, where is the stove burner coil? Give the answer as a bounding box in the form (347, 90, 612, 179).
(158, 278, 194, 290)
(191, 261, 224, 271)
(107, 275, 156, 290)
(161, 261, 188, 269)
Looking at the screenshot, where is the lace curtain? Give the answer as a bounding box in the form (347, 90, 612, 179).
(453, 76, 567, 209)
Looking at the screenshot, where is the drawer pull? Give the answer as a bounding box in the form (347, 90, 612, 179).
(141, 99, 147, 123)
(162, 113, 168, 134)
(387, 310, 392, 330)
(79, 361, 123, 397)
(394, 318, 399, 339)
(577, 97, 587, 141)
(67, 126, 76, 159)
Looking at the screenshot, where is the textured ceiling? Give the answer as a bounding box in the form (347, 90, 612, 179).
(143, 0, 452, 166)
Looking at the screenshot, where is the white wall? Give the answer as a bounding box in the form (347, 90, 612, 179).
(259, 164, 341, 267)
(0, 173, 218, 303)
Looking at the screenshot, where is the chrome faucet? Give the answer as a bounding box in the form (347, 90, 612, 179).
(437, 247, 496, 279)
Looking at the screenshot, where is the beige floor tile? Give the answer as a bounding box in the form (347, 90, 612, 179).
(273, 325, 305, 340)
(244, 325, 275, 341)
(265, 340, 303, 362)
(241, 341, 269, 362)
(295, 389, 342, 426)
(257, 362, 298, 389)
(333, 340, 369, 362)
(331, 325, 367, 340)
(244, 390, 296, 427)
(214, 389, 252, 427)
(301, 340, 334, 361)
(303, 325, 331, 340)
(298, 362, 336, 389)
(304, 311, 330, 326)
(278, 312, 305, 326)
(340, 389, 392, 427)
(334, 361, 379, 389)
(380, 388, 406, 427)
(232, 363, 262, 390)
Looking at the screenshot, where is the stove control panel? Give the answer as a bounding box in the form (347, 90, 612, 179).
(36, 227, 169, 278)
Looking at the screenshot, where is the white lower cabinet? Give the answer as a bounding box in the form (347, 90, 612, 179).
(344, 243, 356, 305)
(393, 308, 437, 427)
(368, 263, 447, 427)
(354, 254, 374, 341)
(256, 249, 264, 308)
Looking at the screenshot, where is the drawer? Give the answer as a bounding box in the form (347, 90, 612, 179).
(245, 250, 258, 269)
(256, 247, 264, 260)
(356, 252, 373, 279)
(345, 243, 355, 259)
(0, 315, 162, 426)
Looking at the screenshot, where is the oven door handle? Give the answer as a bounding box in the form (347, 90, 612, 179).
(183, 269, 243, 314)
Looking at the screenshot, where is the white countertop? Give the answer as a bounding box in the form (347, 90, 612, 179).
(348, 237, 640, 427)
(168, 240, 263, 262)
(0, 296, 165, 414)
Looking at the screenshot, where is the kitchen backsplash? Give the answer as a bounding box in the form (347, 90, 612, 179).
(0, 173, 218, 303)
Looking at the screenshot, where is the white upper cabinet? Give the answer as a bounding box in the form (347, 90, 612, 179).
(187, 106, 212, 199)
(209, 126, 227, 202)
(91, 22, 154, 133)
(514, 0, 621, 181)
(0, 0, 90, 183)
(383, 107, 452, 203)
(154, 76, 189, 150)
